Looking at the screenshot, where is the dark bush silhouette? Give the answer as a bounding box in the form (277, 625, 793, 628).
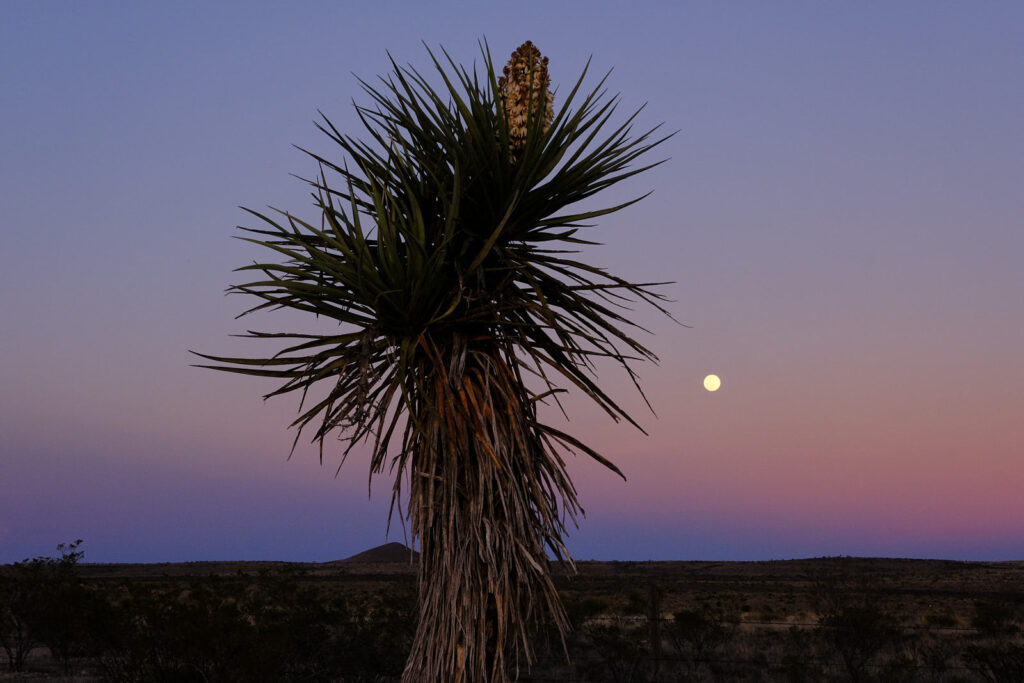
(964, 642, 1024, 683)
(668, 604, 737, 681)
(0, 570, 35, 672)
(584, 617, 651, 683)
(0, 539, 90, 673)
(93, 573, 416, 682)
(775, 626, 826, 682)
(669, 605, 736, 659)
(819, 602, 901, 682)
(973, 599, 1020, 637)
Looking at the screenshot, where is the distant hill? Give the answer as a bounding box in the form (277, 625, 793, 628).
(337, 542, 419, 564)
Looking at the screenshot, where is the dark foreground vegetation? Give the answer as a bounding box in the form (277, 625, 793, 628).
(2, 543, 1022, 681)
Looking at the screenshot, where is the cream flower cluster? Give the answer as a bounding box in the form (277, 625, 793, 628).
(498, 41, 554, 155)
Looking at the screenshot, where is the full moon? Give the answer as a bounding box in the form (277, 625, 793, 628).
(703, 374, 721, 392)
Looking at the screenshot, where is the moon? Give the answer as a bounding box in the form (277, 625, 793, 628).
(703, 374, 721, 392)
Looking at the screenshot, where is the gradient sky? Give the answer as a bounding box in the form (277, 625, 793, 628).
(2, 2, 1022, 564)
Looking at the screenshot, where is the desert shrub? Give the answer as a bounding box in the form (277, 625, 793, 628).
(911, 632, 964, 681)
(669, 605, 735, 659)
(581, 618, 651, 683)
(98, 578, 269, 682)
(818, 602, 901, 682)
(31, 582, 112, 673)
(565, 595, 610, 627)
(972, 600, 1020, 637)
(666, 604, 737, 681)
(777, 649, 823, 682)
(93, 574, 416, 682)
(963, 643, 1024, 683)
(773, 626, 826, 683)
(924, 612, 958, 629)
(623, 588, 647, 615)
(878, 651, 920, 683)
(549, 594, 610, 654)
(331, 587, 417, 679)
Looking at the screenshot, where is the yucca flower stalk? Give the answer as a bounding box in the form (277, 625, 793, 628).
(195, 41, 671, 682)
(498, 40, 554, 156)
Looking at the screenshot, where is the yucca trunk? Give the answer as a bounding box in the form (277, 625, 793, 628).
(403, 336, 572, 681)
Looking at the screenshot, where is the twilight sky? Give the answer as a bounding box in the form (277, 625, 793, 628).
(2, 2, 1022, 564)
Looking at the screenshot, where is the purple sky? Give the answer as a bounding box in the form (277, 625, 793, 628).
(2, 2, 1022, 563)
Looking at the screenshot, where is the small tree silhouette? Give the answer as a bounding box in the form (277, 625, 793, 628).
(0, 540, 88, 673)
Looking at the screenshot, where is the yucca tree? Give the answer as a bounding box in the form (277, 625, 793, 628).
(195, 41, 671, 682)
